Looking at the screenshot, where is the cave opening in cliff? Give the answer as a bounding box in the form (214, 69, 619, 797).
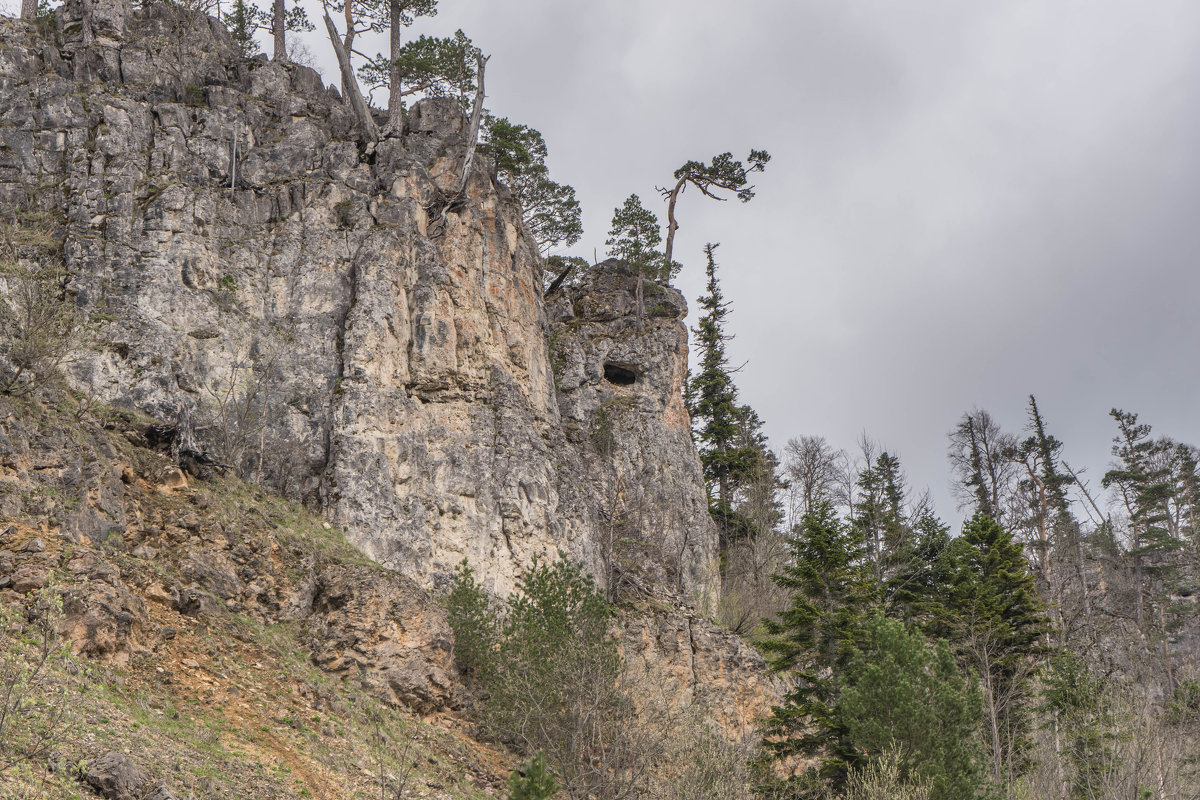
(603, 362, 638, 386)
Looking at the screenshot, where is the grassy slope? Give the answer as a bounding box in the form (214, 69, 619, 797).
(0, 395, 512, 799)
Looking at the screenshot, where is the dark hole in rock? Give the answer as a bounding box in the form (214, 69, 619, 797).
(603, 363, 638, 386)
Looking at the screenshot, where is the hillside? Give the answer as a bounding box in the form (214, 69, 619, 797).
(0, 2, 781, 797)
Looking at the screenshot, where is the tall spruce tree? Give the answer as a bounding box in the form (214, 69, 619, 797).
(688, 243, 759, 547)
(760, 501, 879, 797)
(853, 452, 909, 583)
(930, 514, 1047, 791)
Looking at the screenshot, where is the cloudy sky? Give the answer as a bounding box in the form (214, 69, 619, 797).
(282, 0, 1200, 526)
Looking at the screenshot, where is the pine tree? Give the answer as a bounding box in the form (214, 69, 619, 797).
(480, 116, 582, 258)
(760, 501, 879, 796)
(837, 614, 988, 800)
(1102, 409, 1182, 625)
(688, 244, 759, 547)
(930, 514, 1047, 791)
(507, 752, 558, 800)
(660, 149, 770, 267)
(605, 194, 671, 280)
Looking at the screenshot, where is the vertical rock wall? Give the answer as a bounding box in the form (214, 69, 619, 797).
(0, 7, 718, 608)
(548, 263, 719, 612)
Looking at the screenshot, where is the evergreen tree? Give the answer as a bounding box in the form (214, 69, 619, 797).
(1013, 396, 1074, 587)
(227, 0, 260, 57)
(837, 615, 988, 800)
(930, 514, 1047, 791)
(605, 194, 672, 280)
(1102, 409, 1182, 625)
(688, 244, 759, 546)
(225, 0, 311, 60)
(507, 752, 558, 800)
(1041, 654, 1113, 799)
(480, 116, 583, 258)
(760, 501, 878, 796)
(660, 149, 771, 267)
(853, 451, 909, 583)
(885, 511, 953, 622)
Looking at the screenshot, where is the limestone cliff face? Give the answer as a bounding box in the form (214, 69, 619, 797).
(0, 5, 718, 610)
(548, 263, 719, 612)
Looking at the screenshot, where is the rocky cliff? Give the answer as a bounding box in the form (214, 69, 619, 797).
(0, 1, 721, 610)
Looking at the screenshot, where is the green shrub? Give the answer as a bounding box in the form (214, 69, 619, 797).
(508, 752, 558, 800)
(448, 554, 642, 800)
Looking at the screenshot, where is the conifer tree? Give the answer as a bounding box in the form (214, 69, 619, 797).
(1013, 396, 1074, 587)
(605, 194, 671, 280)
(930, 514, 1047, 791)
(761, 501, 878, 796)
(837, 615, 988, 800)
(688, 243, 759, 546)
(228, 0, 262, 57)
(659, 149, 770, 267)
(853, 452, 909, 583)
(480, 116, 582, 257)
(1102, 409, 1181, 625)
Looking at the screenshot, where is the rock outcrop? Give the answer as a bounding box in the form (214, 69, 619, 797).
(0, 4, 718, 608)
(0, 3, 783, 763)
(548, 263, 719, 612)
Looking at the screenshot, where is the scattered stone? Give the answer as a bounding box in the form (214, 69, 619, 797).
(60, 580, 148, 664)
(305, 565, 457, 714)
(10, 566, 49, 594)
(143, 784, 179, 800)
(131, 544, 158, 560)
(83, 751, 150, 800)
(174, 587, 222, 618)
(157, 466, 188, 491)
(182, 549, 243, 600)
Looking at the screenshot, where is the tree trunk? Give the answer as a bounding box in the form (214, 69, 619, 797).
(323, 12, 380, 143)
(340, 2, 356, 97)
(454, 52, 488, 196)
(20, 0, 36, 20)
(272, 0, 285, 61)
(662, 176, 686, 268)
(80, 0, 95, 43)
(383, 0, 404, 137)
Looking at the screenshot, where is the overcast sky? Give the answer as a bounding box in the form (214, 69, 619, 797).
(283, 0, 1200, 527)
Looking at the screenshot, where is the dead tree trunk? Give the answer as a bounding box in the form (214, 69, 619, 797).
(272, 0, 286, 61)
(323, 12, 380, 143)
(663, 175, 687, 267)
(454, 52, 488, 197)
(383, 0, 404, 137)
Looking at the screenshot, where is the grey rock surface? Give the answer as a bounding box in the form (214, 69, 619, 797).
(0, 4, 719, 613)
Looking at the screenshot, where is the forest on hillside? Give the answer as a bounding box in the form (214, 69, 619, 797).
(693, 246, 1200, 799)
